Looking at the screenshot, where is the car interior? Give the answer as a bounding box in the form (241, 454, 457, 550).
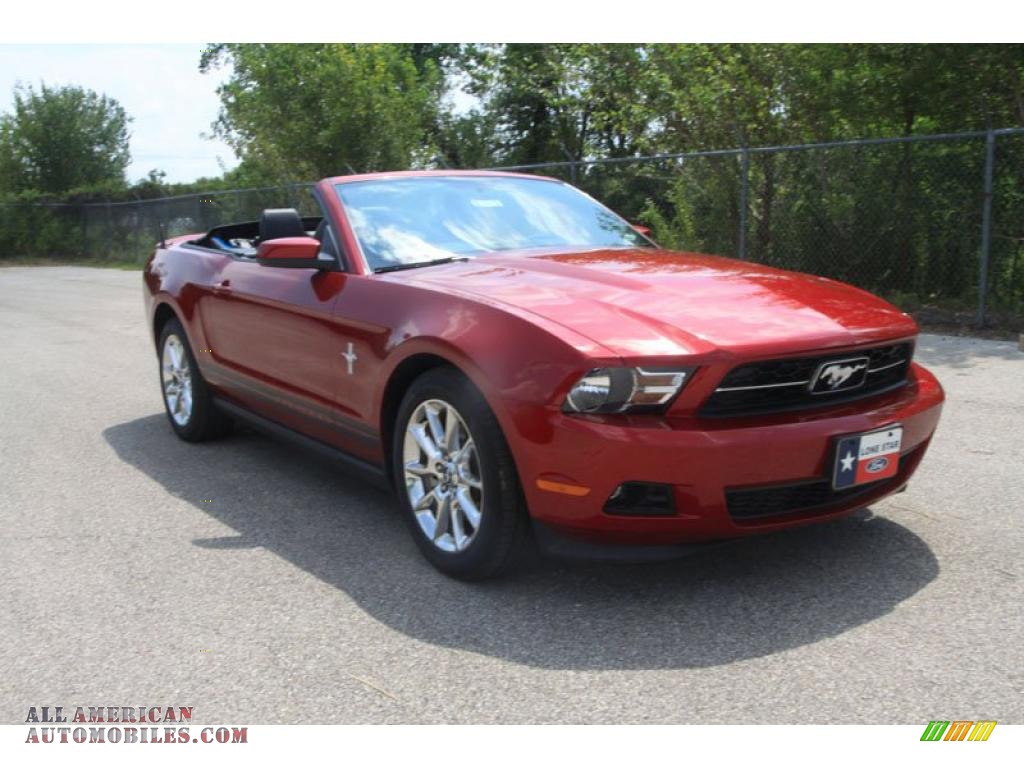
(190, 209, 327, 260)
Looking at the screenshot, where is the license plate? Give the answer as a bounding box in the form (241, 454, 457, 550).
(833, 426, 902, 489)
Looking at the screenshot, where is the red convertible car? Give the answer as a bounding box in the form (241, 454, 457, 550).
(143, 171, 944, 579)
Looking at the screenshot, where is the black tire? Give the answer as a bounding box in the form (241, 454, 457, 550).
(157, 318, 232, 442)
(391, 367, 528, 580)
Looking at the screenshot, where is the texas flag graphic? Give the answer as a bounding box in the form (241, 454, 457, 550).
(834, 426, 902, 489)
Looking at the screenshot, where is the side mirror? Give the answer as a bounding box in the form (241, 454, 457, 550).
(257, 236, 327, 269)
(631, 224, 652, 237)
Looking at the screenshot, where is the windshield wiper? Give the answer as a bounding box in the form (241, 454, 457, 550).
(374, 256, 472, 274)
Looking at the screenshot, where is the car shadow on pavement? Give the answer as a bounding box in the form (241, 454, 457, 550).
(104, 414, 939, 672)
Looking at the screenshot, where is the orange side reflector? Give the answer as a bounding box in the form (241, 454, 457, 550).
(536, 479, 591, 497)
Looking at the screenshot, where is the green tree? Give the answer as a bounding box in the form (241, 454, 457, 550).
(200, 44, 444, 179)
(434, 108, 501, 169)
(0, 83, 130, 196)
(461, 44, 658, 166)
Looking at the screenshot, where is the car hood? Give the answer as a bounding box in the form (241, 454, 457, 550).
(401, 248, 918, 360)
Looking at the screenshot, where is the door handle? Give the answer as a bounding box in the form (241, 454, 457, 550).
(213, 279, 231, 294)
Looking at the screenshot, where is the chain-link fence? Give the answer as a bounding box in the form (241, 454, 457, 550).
(2, 128, 1022, 327)
(0, 184, 318, 264)
(495, 128, 1024, 328)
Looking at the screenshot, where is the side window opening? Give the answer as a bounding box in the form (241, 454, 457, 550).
(313, 220, 342, 270)
(312, 192, 349, 271)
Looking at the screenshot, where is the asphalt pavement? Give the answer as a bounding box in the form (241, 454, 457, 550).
(1, 266, 1021, 724)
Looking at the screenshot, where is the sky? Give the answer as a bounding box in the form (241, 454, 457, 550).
(0, 44, 238, 183)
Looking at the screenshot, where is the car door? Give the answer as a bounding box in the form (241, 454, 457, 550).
(200, 224, 356, 447)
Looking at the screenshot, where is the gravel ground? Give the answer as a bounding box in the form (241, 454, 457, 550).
(1, 266, 1021, 724)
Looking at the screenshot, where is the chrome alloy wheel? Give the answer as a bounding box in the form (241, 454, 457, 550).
(161, 334, 193, 427)
(402, 399, 484, 553)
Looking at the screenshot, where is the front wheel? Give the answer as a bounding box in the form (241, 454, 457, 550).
(392, 367, 528, 580)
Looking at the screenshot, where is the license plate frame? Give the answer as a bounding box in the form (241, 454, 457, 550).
(832, 425, 903, 490)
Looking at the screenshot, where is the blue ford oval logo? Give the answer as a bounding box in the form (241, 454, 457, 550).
(866, 457, 889, 473)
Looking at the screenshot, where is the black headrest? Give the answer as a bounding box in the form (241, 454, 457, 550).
(259, 208, 306, 242)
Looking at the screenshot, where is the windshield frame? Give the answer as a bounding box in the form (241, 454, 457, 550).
(332, 173, 654, 273)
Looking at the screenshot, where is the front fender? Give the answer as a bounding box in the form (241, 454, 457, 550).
(373, 300, 595, 458)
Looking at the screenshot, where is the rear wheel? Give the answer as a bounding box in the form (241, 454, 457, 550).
(392, 367, 527, 580)
(158, 318, 232, 442)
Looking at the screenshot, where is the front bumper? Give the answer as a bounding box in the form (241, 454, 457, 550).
(503, 363, 944, 547)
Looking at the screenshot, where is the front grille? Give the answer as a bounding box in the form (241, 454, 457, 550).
(725, 447, 918, 522)
(726, 477, 887, 521)
(701, 342, 913, 417)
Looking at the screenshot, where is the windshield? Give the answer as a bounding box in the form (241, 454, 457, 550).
(335, 175, 651, 271)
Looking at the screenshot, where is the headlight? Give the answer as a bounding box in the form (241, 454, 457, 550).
(563, 366, 695, 414)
